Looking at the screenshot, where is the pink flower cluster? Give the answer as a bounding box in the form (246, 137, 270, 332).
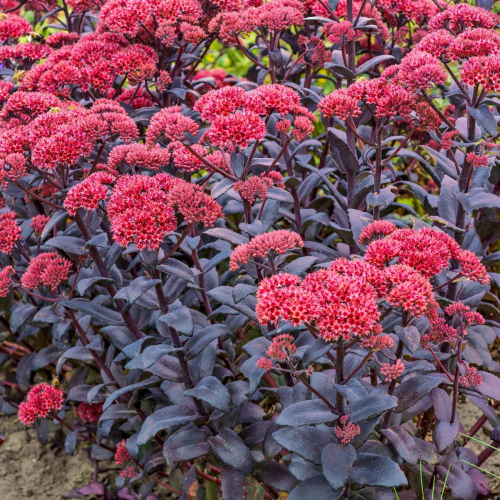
(21, 252, 72, 291)
(230, 230, 303, 270)
(18, 383, 65, 426)
(380, 359, 405, 382)
(0, 265, 14, 297)
(0, 211, 21, 254)
(319, 57, 442, 127)
(256, 262, 381, 342)
(107, 143, 170, 172)
(115, 439, 132, 465)
(234, 171, 284, 205)
(106, 173, 221, 250)
(107, 174, 178, 250)
(114, 439, 136, 477)
(29, 215, 50, 236)
(334, 415, 361, 445)
(196, 84, 314, 150)
(257, 334, 297, 370)
(146, 106, 199, 146)
(75, 402, 103, 423)
(363, 224, 489, 284)
(459, 365, 482, 388)
(64, 171, 116, 216)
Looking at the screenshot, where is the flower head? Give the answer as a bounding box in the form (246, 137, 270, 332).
(358, 220, 397, 245)
(21, 252, 72, 291)
(204, 111, 266, 150)
(458, 250, 489, 284)
(18, 383, 65, 426)
(0, 211, 22, 254)
(380, 359, 405, 382)
(168, 181, 222, 227)
(115, 439, 132, 465)
(459, 364, 482, 388)
(428, 4, 498, 33)
(107, 174, 178, 250)
(146, 106, 199, 146)
(335, 415, 360, 445)
(0, 266, 14, 297)
(234, 171, 284, 204)
(230, 230, 303, 270)
(266, 334, 297, 361)
(30, 214, 50, 236)
(64, 171, 116, 216)
(75, 402, 103, 423)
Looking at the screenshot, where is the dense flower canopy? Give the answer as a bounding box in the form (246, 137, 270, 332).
(0, 0, 498, 498)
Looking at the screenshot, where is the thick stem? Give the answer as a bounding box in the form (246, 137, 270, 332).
(296, 373, 339, 415)
(477, 442, 500, 467)
(373, 125, 383, 220)
(450, 337, 463, 425)
(152, 270, 210, 420)
(382, 339, 403, 430)
(73, 212, 143, 340)
(343, 352, 372, 385)
(335, 340, 345, 413)
(157, 224, 192, 265)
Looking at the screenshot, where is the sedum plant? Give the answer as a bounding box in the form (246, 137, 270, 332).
(0, 0, 499, 498)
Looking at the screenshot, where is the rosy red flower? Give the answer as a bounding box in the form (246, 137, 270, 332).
(234, 171, 284, 205)
(265, 334, 297, 362)
(384, 264, 436, 317)
(0, 153, 28, 189)
(461, 56, 500, 93)
(256, 273, 302, 325)
(445, 301, 485, 332)
(108, 144, 170, 171)
(107, 174, 178, 250)
(428, 3, 498, 33)
(380, 359, 405, 382)
(75, 402, 103, 423)
(0, 211, 22, 254)
(396, 50, 447, 91)
(466, 152, 488, 168)
(441, 130, 459, 151)
(115, 439, 132, 465)
(21, 252, 72, 291)
(46, 32, 80, 48)
(335, 415, 361, 445)
(324, 21, 357, 45)
(145, 106, 199, 146)
(64, 171, 116, 216)
(458, 250, 489, 284)
(459, 364, 482, 388)
(168, 181, 222, 227)
(29, 214, 50, 236)
(18, 383, 65, 426)
(358, 220, 397, 245)
(120, 466, 137, 479)
(417, 30, 453, 58)
(447, 28, 500, 60)
(361, 334, 394, 351)
(0, 14, 32, 41)
(256, 357, 273, 371)
(230, 230, 303, 270)
(0, 265, 14, 297)
(204, 111, 266, 150)
(318, 89, 360, 121)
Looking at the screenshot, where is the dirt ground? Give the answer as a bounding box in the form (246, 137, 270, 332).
(0, 415, 107, 500)
(0, 414, 175, 500)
